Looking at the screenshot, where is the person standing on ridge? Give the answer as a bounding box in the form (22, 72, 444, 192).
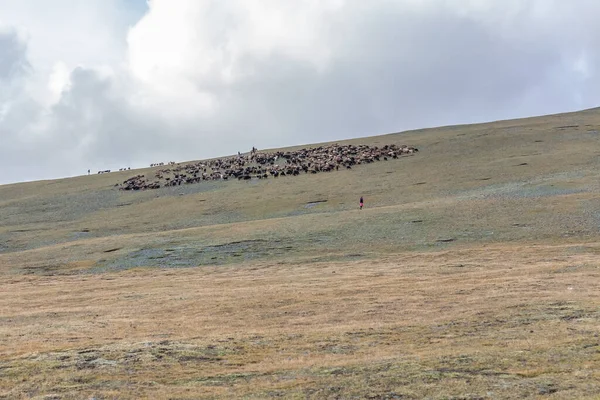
(359, 196, 364, 210)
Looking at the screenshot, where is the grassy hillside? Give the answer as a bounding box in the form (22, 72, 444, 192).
(1, 108, 600, 399)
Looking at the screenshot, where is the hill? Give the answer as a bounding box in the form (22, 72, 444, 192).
(1, 108, 600, 399)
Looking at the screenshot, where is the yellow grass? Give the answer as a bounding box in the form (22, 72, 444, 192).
(2, 244, 600, 398)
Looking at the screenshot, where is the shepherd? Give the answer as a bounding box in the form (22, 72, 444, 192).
(359, 196, 364, 210)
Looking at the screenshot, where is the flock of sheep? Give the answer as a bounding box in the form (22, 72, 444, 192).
(117, 143, 418, 191)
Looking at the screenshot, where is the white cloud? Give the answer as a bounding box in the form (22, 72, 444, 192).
(47, 62, 70, 102)
(0, 0, 600, 184)
(126, 0, 346, 120)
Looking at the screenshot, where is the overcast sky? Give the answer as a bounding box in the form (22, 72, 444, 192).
(0, 0, 598, 184)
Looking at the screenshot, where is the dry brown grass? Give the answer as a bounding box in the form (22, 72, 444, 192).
(2, 108, 600, 398)
(2, 243, 600, 399)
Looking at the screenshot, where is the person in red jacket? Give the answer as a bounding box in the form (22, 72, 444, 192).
(359, 196, 364, 210)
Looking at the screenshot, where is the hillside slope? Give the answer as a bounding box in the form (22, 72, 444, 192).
(1, 108, 600, 399)
(1, 107, 599, 274)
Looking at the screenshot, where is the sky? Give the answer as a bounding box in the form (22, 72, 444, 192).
(0, 0, 598, 184)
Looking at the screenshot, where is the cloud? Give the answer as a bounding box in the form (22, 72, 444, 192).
(0, 28, 29, 83)
(0, 0, 599, 184)
(126, 0, 600, 138)
(0, 30, 39, 171)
